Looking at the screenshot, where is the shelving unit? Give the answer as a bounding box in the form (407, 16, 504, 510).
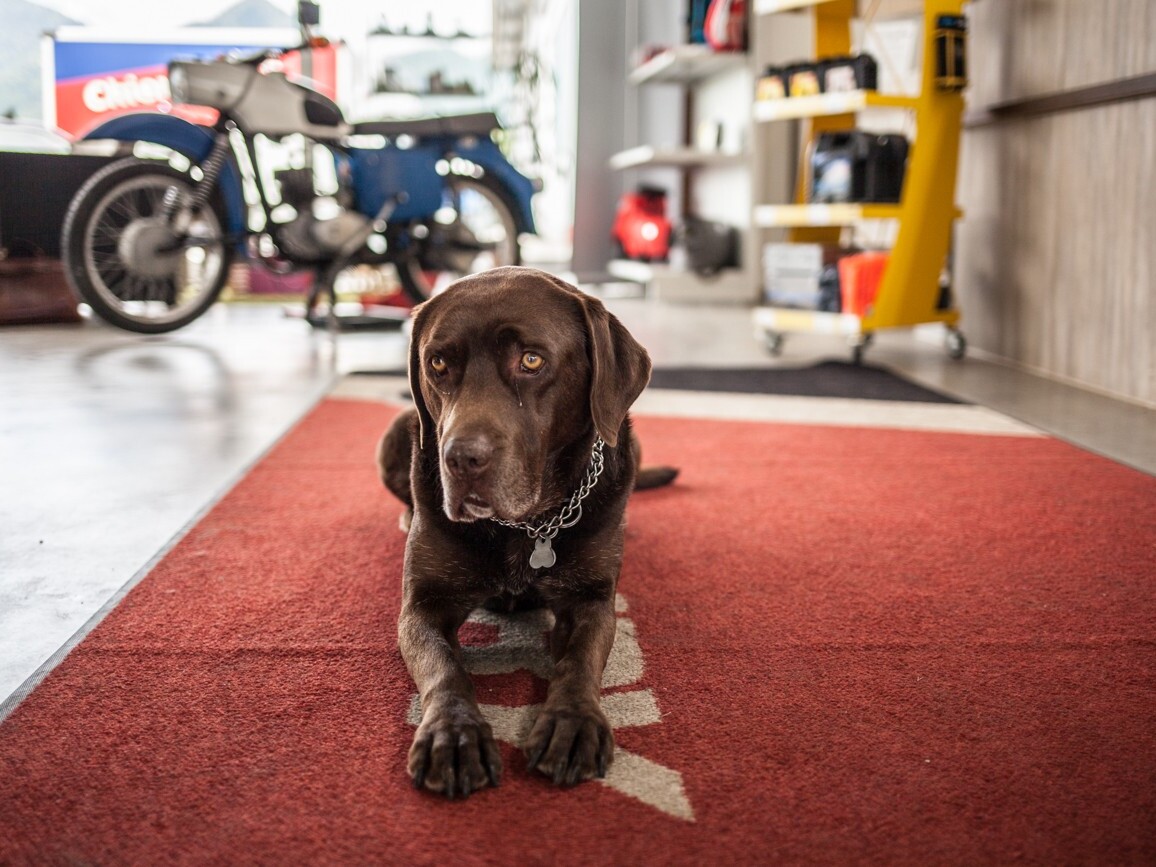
(609, 24, 759, 304)
(751, 0, 968, 362)
(755, 203, 904, 227)
(609, 146, 748, 171)
(753, 90, 919, 121)
(628, 43, 747, 85)
(755, 0, 841, 11)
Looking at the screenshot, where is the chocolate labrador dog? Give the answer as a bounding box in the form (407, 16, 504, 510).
(377, 266, 675, 799)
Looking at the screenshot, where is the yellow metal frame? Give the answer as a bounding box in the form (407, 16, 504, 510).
(767, 0, 966, 334)
(788, 0, 855, 247)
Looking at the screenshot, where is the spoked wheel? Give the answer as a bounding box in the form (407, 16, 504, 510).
(394, 173, 521, 303)
(63, 157, 233, 334)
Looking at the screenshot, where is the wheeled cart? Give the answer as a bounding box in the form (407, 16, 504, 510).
(751, 0, 968, 364)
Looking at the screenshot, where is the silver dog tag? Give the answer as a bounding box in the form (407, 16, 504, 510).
(529, 536, 556, 570)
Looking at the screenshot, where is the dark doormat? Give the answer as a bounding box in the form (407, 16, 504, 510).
(647, 361, 964, 404)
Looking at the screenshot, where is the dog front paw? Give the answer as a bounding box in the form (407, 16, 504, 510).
(409, 699, 502, 798)
(524, 700, 614, 786)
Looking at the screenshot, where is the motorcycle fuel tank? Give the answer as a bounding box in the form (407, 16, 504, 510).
(169, 60, 351, 142)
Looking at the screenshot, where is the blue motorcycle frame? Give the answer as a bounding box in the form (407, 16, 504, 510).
(79, 113, 537, 239)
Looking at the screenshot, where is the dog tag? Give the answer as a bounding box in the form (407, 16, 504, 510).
(529, 536, 556, 570)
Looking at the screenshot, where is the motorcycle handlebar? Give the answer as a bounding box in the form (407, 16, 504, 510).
(226, 38, 327, 67)
(195, 1, 326, 66)
(230, 46, 284, 66)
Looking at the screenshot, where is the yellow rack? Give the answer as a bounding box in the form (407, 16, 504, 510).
(752, 0, 967, 362)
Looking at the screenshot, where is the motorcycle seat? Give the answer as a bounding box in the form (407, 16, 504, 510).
(352, 112, 500, 139)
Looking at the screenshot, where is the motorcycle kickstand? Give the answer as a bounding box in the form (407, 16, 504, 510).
(305, 193, 409, 332)
(303, 265, 341, 334)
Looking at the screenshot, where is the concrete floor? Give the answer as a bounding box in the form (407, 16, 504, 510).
(2, 293, 1154, 715)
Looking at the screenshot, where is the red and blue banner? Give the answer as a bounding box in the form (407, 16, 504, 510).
(46, 27, 340, 139)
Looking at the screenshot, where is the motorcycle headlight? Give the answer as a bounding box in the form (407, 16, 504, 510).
(168, 64, 189, 104)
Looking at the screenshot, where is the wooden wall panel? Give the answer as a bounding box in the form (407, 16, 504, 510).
(956, 0, 1156, 406)
(968, 0, 1156, 104)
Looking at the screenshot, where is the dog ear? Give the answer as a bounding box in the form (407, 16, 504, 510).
(407, 300, 435, 449)
(579, 295, 652, 448)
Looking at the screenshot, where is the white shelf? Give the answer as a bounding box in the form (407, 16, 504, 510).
(629, 44, 747, 86)
(609, 146, 748, 170)
(755, 0, 842, 14)
(753, 306, 862, 335)
(754, 203, 904, 227)
(753, 90, 919, 121)
(755, 203, 962, 226)
(607, 259, 657, 283)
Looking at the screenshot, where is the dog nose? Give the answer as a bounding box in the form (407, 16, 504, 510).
(443, 434, 494, 480)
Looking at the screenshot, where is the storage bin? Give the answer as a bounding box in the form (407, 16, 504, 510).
(838, 251, 889, 316)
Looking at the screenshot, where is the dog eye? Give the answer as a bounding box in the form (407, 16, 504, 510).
(429, 355, 448, 375)
(520, 352, 545, 373)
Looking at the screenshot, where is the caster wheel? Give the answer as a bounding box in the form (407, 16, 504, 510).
(849, 331, 874, 365)
(946, 328, 967, 360)
(763, 331, 785, 357)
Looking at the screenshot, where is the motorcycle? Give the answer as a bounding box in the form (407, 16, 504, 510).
(61, 1, 537, 333)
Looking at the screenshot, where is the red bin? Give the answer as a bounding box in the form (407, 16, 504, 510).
(837, 251, 889, 316)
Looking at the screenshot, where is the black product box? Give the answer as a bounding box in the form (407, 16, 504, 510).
(820, 54, 878, 93)
(817, 264, 842, 312)
(810, 131, 909, 204)
(758, 53, 878, 100)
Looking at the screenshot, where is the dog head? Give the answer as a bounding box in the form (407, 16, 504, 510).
(407, 266, 652, 524)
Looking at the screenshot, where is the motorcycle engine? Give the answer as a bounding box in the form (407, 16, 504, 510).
(277, 209, 370, 263)
(274, 167, 369, 263)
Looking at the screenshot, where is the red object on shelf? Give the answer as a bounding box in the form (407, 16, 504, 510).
(704, 0, 748, 51)
(612, 186, 672, 262)
(838, 251, 889, 316)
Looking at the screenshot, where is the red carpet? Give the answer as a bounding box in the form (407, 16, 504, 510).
(2, 397, 1155, 865)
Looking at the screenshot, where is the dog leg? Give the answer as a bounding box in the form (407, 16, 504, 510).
(377, 410, 417, 532)
(524, 598, 617, 785)
(398, 603, 503, 798)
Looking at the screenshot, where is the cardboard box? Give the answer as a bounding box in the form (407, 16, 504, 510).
(762, 243, 853, 309)
(763, 243, 821, 308)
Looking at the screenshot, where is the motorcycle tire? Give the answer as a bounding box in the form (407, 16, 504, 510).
(63, 157, 234, 334)
(395, 173, 522, 303)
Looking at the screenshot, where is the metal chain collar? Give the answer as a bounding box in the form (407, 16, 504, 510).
(491, 437, 606, 542)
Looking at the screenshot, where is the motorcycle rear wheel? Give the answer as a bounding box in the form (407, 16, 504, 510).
(395, 173, 521, 303)
(63, 157, 234, 334)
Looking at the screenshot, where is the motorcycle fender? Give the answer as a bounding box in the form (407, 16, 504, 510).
(453, 138, 537, 235)
(81, 113, 246, 235)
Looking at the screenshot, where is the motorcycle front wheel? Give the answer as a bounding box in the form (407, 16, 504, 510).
(394, 173, 521, 303)
(63, 157, 234, 334)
